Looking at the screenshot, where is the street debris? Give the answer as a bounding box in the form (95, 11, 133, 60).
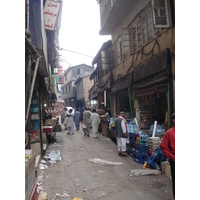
(52, 143, 62, 147)
(40, 159, 47, 164)
(49, 150, 61, 161)
(39, 164, 48, 169)
(83, 189, 87, 192)
(89, 158, 124, 166)
(130, 169, 162, 177)
(56, 193, 72, 198)
(73, 198, 83, 200)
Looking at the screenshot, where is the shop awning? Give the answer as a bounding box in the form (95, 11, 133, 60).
(110, 72, 133, 94)
(134, 49, 169, 82)
(133, 74, 169, 89)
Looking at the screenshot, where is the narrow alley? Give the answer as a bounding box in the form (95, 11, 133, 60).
(37, 124, 174, 200)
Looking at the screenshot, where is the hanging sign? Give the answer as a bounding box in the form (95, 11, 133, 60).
(44, 0, 61, 31)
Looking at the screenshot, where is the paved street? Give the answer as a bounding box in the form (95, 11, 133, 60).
(38, 124, 174, 200)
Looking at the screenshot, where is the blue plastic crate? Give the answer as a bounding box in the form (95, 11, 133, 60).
(135, 144, 148, 155)
(128, 133, 135, 145)
(127, 147, 135, 158)
(147, 148, 168, 169)
(111, 127, 116, 133)
(134, 152, 149, 164)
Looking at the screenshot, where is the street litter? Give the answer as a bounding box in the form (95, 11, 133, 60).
(52, 144, 62, 147)
(37, 185, 44, 193)
(39, 164, 48, 169)
(83, 189, 87, 192)
(40, 160, 47, 164)
(56, 193, 71, 198)
(89, 158, 123, 166)
(48, 150, 61, 161)
(130, 169, 161, 177)
(73, 198, 83, 200)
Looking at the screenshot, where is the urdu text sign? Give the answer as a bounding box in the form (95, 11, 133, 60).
(44, 0, 61, 31)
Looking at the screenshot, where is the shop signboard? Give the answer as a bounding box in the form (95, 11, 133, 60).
(44, 0, 61, 31)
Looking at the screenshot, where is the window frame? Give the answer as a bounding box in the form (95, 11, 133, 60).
(151, 0, 171, 28)
(112, 40, 123, 66)
(121, 7, 161, 55)
(121, 28, 134, 55)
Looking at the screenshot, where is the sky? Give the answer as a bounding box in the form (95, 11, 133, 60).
(58, 0, 111, 70)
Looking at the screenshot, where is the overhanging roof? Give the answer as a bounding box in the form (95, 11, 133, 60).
(92, 40, 112, 66)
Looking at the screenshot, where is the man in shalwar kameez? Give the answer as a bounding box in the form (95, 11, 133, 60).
(74, 108, 81, 130)
(89, 109, 100, 139)
(66, 109, 74, 134)
(83, 107, 91, 137)
(115, 111, 129, 156)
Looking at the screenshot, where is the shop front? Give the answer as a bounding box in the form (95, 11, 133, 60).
(133, 49, 173, 130)
(109, 73, 134, 119)
(134, 82, 169, 130)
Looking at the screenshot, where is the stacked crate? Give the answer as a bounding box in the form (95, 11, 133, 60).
(134, 144, 149, 164)
(147, 147, 168, 169)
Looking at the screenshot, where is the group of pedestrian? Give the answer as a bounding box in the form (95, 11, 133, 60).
(62, 106, 100, 139)
(63, 107, 81, 135)
(82, 107, 100, 139)
(62, 105, 175, 198)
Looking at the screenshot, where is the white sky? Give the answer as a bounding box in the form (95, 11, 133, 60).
(58, 0, 111, 70)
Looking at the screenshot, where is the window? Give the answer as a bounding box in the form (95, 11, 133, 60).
(133, 27, 137, 51)
(77, 68, 80, 75)
(65, 73, 67, 81)
(121, 28, 133, 54)
(152, 0, 171, 28)
(113, 41, 123, 65)
(69, 84, 70, 92)
(65, 85, 67, 93)
(146, 10, 153, 40)
(142, 16, 147, 44)
(121, 8, 161, 54)
(137, 21, 142, 48)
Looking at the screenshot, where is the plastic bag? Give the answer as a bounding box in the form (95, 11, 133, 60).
(82, 123, 86, 129)
(48, 150, 61, 161)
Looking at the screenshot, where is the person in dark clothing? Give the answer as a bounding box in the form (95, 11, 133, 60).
(74, 108, 81, 130)
(115, 112, 128, 157)
(160, 113, 175, 198)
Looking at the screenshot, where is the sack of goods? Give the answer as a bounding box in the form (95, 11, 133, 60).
(148, 137, 160, 152)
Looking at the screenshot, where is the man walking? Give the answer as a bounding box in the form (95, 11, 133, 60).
(83, 107, 91, 137)
(115, 112, 128, 157)
(66, 109, 74, 134)
(160, 113, 175, 198)
(89, 109, 100, 139)
(74, 108, 81, 131)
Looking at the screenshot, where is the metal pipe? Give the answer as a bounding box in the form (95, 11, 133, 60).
(25, 56, 40, 127)
(128, 87, 133, 120)
(26, 51, 32, 148)
(132, 88, 135, 117)
(109, 93, 112, 116)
